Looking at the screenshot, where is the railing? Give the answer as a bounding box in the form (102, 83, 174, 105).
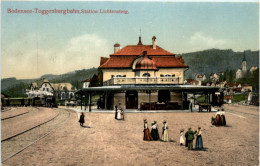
(103, 77, 182, 86)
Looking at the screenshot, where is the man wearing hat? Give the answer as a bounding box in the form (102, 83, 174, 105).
(185, 127, 196, 150)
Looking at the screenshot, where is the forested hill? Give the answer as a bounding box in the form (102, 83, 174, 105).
(179, 49, 259, 79)
(1, 68, 99, 97)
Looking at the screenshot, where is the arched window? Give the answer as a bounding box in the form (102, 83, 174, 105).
(164, 74, 171, 77)
(115, 74, 122, 78)
(142, 73, 151, 77)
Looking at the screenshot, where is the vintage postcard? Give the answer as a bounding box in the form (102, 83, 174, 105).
(1, 1, 259, 165)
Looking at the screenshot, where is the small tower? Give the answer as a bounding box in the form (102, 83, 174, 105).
(114, 43, 120, 53)
(152, 36, 156, 49)
(137, 36, 143, 45)
(242, 51, 247, 72)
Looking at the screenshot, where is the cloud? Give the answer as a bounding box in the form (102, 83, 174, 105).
(187, 32, 229, 52)
(2, 33, 110, 79)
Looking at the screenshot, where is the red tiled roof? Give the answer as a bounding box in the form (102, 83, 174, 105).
(100, 57, 109, 66)
(111, 45, 175, 56)
(99, 56, 137, 68)
(99, 55, 188, 69)
(152, 56, 188, 68)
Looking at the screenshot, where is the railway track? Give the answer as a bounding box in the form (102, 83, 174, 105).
(1, 108, 71, 163)
(225, 107, 259, 119)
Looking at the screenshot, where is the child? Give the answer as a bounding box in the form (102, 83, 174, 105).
(180, 129, 185, 145)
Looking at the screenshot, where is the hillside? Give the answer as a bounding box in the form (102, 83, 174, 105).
(1, 68, 99, 97)
(179, 49, 259, 79)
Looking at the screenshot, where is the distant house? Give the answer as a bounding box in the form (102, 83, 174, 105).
(82, 78, 91, 88)
(241, 84, 252, 92)
(219, 71, 224, 76)
(51, 83, 77, 100)
(184, 79, 200, 85)
(26, 78, 54, 98)
(236, 69, 242, 79)
(26, 78, 76, 100)
(210, 73, 219, 82)
(249, 66, 258, 74)
(195, 74, 206, 82)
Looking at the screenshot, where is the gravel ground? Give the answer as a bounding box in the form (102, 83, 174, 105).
(2, 104, 259, 166)
(1, 107, 59, 141)
(1, 107, 29, 119)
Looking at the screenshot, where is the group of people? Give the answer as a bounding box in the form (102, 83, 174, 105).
(143, 120, 169, 142)
(211, 108, 226, 126)
(180, 127, 203, 150)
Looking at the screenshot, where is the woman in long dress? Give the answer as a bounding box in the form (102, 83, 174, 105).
(195, 127, 203, 149)
(220, 109, 226, 126)
(143, 119, 153, 141)
(180, 129, 185, 145)
(79, 112, 85, 127)
(117, 109, 122, 120)
(151, 121, 159, 141)
(161, 120, 169, 142)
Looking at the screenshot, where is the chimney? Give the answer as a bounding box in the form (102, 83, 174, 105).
(152, 36, 156, 49)
(114, 43, 120, 53)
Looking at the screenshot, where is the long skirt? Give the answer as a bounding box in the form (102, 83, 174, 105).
(79, 116, 85, 123)
(215, 114, 221, 126)
(180, 135, 185, 145)
(220, 115, 226, 126)
(143, 129, 153, 141)
(195, 135, 203, 149)
(151, 129, 160, 141)
(162, 130, 169, 142)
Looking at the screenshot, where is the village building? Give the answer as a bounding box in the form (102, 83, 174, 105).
(184, 79, 200, 86)
(51, 83, 77, 100)
(195, 74, 206, 82)
(26, 78, 54, 98)
(27, 78, 76, 100)
(236, 52, 247, 79)
(249, 66, 258, 74)
(77, 36, 219, 111)
(210, 73, 219, 82)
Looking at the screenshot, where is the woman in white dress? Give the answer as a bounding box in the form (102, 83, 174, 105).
(180, 129, 185, 145)
(117, 109, 122, 120)
(161, 120, 169, 142)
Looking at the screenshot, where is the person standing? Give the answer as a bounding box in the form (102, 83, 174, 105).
(117, 109, 122, 120)
(151, 121, 159, 141)
(180, 129, 185, 145)
(195, 127, 203, 149)
(115, 105, 118, 119)
(220, 108, 226, 126)
(143, 119, 153, 141)
(161, 120, 169, 142)
(79, 112, 85, 127)
(185, 128, 196, 150)
(215, 109, 221, 126)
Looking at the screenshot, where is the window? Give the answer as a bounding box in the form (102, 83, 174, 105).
(45, 84, 47, 87)
(123, 75, 126, 77)
(111, 75, 114, 78)
(115, 75, 122, 78)
(142, 73, 150, 77)
(43, 88, 45, 91)
(165, 74, 171, 77)
(47, 88, 49, 91)
(160, 74, 164, 77)
(172, 74, 175, 77)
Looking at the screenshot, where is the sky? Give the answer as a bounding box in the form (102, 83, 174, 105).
(1, 1, 259, 79)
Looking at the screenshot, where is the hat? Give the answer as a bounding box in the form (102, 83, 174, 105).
(154, 121, 157, 123)
(221, 108, 224, 111)
(144, 119, 147, 122)
(198, 127, 201, 129)
(180, 129, 184, 132)
(163, 120, 167, 123)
